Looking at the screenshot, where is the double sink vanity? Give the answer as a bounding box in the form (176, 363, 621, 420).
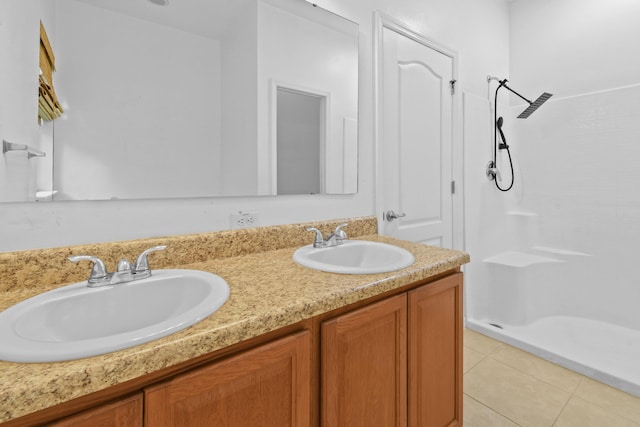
(0, 216, 469, 426)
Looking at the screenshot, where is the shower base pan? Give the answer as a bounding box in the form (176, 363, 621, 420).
(466, 315, 640, 397)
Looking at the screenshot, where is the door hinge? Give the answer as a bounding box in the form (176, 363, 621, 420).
(449, 79, 457, 95)
(451, 180, 456, 194)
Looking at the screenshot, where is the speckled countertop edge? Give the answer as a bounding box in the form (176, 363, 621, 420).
(0, 218, 469, 423)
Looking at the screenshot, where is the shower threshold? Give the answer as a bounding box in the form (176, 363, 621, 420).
(466, 315, 640, 397)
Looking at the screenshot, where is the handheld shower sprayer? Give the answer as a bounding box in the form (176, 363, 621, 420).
(496, 117, 508, 149)
(486, 76, 553, 192)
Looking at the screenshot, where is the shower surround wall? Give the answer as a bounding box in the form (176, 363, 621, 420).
(516, 85, 640, 329)
(465, 0, 640, 396)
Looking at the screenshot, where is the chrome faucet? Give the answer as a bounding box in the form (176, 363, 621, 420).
(68, 245, 166, 287)
(306, 224, 348, 248)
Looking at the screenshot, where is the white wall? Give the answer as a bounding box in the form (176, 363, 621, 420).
(220, 3, 259, 196)
(0, 1, 54, 202)
(0, 0, 509, 252)
(53, 0, 222, 200)
(509, 0, 640, 101)
(257, 0, 358, 195)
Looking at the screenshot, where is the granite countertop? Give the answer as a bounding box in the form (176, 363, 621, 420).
(0, 220, 469, 423)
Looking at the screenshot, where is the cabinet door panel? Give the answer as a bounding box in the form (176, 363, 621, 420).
(145, 331, 311, 427)
(322, 293, 407, 427)
(409, 273, 463, 427)
(50, 393, 143, 427)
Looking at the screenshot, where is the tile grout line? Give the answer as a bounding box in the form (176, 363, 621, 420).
(484, 345, 586, 397)
(550, 386, 574, 427)
(550, 376, 584, 426)
(570, 378, 640, 426)
(463, 356, 527, 425)
(464, 331, 571, 426)
(463, 392, 523, 427)
(466, 332, 640, 426)
(463, 345, 487, 373)
(484, 351, 574, 397)
(465, 353, 574, 426)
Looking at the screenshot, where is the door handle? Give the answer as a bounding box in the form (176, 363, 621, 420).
(384, 210, 406, 222)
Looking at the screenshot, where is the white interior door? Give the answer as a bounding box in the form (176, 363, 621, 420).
(376, 14, 456, 248)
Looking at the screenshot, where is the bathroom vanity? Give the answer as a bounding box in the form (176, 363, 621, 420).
(0, 217, 469, 426)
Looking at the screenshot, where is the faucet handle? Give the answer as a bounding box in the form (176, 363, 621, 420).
(333, 223, 348, 240)
(133, 245, 167, 277)
(306, 227, 326, 247)
(68, 255, 110, 286)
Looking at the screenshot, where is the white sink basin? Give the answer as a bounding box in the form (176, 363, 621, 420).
(293, 240, 415, 274)
(0, 269, 229, 362)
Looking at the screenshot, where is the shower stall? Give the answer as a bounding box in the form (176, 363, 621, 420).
(464, 82, 640, 397)
(461, 0, 640, 398)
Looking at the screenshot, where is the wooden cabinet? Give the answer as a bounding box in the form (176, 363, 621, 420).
(322, 294, 407, 427)
(144, 331, 311, 427)
(408, 273, 463, 427)
(49, 393, 142, 427)
(322, 273, 463, 427)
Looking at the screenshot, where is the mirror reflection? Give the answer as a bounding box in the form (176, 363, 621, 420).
(0, 0, 358, 202)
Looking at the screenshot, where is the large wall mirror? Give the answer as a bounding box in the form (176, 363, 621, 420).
(0, 0, 358, 202)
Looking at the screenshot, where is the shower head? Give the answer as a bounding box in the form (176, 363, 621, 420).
(516, 92, 553, 118)
(491, 78, 553, 119)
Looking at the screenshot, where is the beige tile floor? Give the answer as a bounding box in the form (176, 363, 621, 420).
(463, 329, 640, 426)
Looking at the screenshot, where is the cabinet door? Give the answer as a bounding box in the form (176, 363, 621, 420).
(145, 331, 311, 427)
(409, 273, 463, 427)
(322, 293, 407, 427)
(50, 393, 143, 427)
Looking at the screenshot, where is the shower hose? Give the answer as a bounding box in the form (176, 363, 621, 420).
(493, 86, 515, 192)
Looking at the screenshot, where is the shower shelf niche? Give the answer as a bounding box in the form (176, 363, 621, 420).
(530, 246, 592, 258)
(505, 210, 538, 217)
(482, 251, 562, 268)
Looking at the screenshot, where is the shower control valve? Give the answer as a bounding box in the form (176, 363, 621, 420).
(486, 161, 502, 182)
